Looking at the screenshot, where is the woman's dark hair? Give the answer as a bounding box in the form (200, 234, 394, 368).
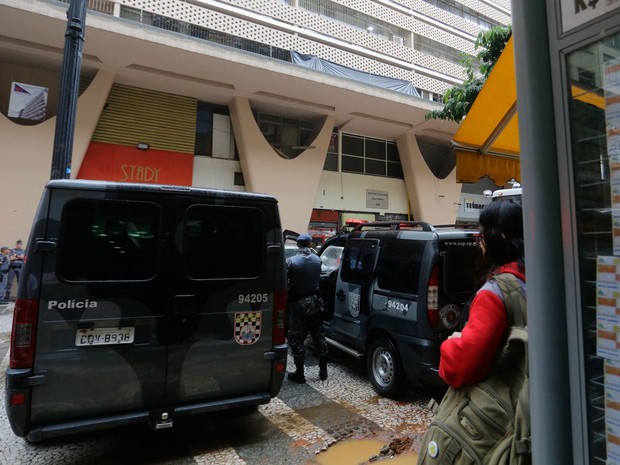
(478, 199, 524, 272)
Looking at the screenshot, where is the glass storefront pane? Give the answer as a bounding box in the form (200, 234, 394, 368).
(566, 32, 620, 465)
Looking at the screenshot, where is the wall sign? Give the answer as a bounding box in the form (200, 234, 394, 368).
(560, 0, 620, 33)
(366, 189, 388, 209)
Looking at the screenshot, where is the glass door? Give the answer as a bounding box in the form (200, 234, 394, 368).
(567, 32, 620, 465)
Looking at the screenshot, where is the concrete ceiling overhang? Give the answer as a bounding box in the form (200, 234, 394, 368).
(0, 1, 459, 142)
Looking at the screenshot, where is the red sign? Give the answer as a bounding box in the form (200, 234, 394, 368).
(77, 142, 194, 186)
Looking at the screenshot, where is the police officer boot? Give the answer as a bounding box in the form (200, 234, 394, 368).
(288, 361, 306, 384)
(319, 357, 328, 381)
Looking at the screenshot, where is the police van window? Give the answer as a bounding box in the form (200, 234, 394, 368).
(340, 239, 378, 284)
(58, 199, 160, 281)
(185, 205, 264, 279)
(377, 239, 425, 293)
(439, 239, 481, 299)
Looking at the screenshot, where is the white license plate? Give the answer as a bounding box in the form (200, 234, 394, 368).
(75, 327, 135, 346)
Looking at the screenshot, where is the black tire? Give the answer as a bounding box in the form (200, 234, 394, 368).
(366, 337, 405, 399)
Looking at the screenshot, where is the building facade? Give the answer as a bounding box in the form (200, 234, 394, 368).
(0, 0, 510, 242)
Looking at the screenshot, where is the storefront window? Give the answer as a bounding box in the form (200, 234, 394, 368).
(567, 31, 620, 464)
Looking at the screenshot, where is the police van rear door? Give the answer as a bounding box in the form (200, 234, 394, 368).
(167, 196, 278, 407)
(30, 186, 168, 426)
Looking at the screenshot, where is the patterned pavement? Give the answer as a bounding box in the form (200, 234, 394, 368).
(0, 304, 437, 465)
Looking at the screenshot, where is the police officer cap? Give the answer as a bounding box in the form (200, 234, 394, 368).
(297, 233, 312, 243)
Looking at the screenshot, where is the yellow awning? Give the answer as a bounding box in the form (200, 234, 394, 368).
(453, 36, 520, 185)
(453, 35, 605, 185)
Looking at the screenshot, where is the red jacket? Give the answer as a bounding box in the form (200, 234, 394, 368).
(439, 262, 525, 389)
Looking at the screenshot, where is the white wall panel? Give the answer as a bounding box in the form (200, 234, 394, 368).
(314, 170, 409, 214)
(192, 155, 245, 191)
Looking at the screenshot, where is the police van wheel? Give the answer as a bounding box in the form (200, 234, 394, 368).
(366, 337, 404, 399)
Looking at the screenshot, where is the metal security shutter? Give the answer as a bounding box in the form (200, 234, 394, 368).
(92, 84, 197, 154)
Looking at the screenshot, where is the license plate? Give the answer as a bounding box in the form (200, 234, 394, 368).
(75, 327, 135, 346)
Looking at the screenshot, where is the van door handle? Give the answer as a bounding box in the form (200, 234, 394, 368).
(336, 289, 345, 301)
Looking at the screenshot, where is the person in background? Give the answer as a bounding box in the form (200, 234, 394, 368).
(439, 199, 525, 388)
(5, 239, 25, 301)
(286, 233, 329, 383)
(0, 246, 10, 305)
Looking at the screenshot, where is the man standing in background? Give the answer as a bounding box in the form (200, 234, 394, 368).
(5, 239, 25, 301)
(0, 246, 10, 305)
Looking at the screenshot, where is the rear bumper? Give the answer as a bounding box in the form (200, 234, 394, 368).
(5, 343, 289, 442)
(390, 333, 447, 386)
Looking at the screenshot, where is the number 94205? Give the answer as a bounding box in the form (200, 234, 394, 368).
(238, 293, 269, 304)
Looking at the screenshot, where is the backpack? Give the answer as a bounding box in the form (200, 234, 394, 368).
(417, 273, 531, 465)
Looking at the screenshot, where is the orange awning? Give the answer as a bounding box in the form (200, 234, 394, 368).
(452, 36, 520, 185)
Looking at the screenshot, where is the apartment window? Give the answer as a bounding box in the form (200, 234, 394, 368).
(298, 0, 409, 44)
(414, 34, 472, 65)
(341, 134, 403, 179)
(424, 0, 499, 30)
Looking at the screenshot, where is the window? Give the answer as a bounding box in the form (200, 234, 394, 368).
(324, 131, 339, 171)
(195, 102, 236, 158)
(341, 133, 403, 178)
(185, 205, 265, 279)
(439, 239, 481, 296)
(340, 239, 378, 283)
(298, 0, 408, 43)
(256, 112, 317, 159)
(413, 34, 472, 66)
(58, 200, 160, 282)
(377, 239, 425, 293)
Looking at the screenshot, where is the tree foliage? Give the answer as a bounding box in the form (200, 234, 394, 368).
(425, 25, 512, 123)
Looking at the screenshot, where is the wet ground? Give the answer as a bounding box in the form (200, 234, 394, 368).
(0, 303, 440, 464)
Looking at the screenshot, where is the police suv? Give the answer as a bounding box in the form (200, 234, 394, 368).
(319, 221, 481, 398)
(5, 180, 288, 441)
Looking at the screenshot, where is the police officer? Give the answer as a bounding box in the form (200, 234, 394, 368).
(286, 233, 328, 383)
(0, 247, 10, 305)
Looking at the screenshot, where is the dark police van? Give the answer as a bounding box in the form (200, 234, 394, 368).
(319, 221, 481, 398)
(5, 180, 288, 442)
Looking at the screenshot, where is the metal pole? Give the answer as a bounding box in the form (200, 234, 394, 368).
(511, 0, 573, 463)
(50, 0, 87, 180)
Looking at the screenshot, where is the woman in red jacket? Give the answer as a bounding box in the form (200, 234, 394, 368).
(439, 198, 525, 389)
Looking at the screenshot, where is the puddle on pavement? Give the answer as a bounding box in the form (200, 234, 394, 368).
(308, 438, 419, 465)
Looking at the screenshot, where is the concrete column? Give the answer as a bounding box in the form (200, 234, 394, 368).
(396, 132, 461, 224)
(229, 97, 335, 233)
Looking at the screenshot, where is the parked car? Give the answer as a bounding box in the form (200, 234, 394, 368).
(5, 180, 289, 442)
(319, 221, 482, 398)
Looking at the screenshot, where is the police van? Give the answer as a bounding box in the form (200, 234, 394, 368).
(319, 221, 481, 398)
(5, 180, 288, 442)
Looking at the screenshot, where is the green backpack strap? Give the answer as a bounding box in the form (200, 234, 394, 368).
(493, 273, 527, 329)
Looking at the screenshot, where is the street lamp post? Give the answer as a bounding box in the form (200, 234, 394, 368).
(50, 0, 87, 180)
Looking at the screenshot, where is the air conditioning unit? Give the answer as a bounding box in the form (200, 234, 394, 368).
(392, 35, 404, 46)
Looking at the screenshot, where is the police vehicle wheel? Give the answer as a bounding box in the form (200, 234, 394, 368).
(366, 337, 404, 399)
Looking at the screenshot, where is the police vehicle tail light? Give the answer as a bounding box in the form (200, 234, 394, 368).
(427, 264, 439, 328)
(273, 290, 287, 346)
(9, 299, 39, 369)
